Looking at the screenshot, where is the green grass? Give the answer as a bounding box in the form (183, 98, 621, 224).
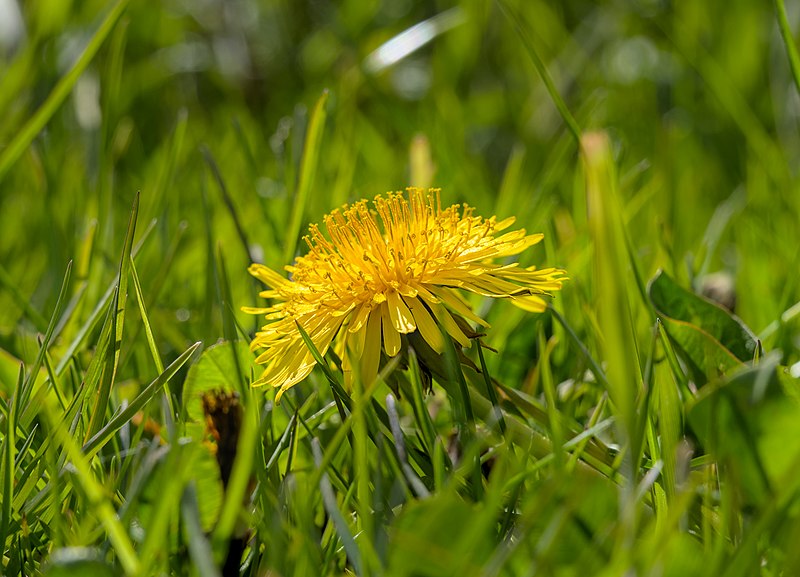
(2, 0, 800, 575)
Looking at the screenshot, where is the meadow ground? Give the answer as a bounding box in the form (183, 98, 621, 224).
(2, 0, 800, 575)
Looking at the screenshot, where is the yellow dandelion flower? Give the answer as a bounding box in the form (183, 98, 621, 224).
(244, 187, 566, 401)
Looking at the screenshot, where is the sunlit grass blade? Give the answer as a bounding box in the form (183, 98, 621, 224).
(386, 394, 430, 498)
(217, 248, 246, 395)
(283, 89, 329, 264)
(86, 193, 139, 439)
(82, 341, 201, 457)
(18, 260, 72, 418)
(582, 132, 640, 444)
(0, 0, 131, 182)
(548, 305, 610, 390)
(475, 340, 506, 435)
(138, 445, 193, 575)
(294, 320, 351, 411)
(407, 348, 438, 452)
(538, 329, 564, 471)
(54, 218, 156, 376)
(130, 261, 164, 374)
(0, 365, 21, 550)
(774, 0, 800, 97)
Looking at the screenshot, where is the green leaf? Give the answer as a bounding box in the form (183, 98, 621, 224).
(648, 269, 758, 383)
(182, 341, 255, 424)
(387, 492, 495, 577)
(688, 354, 800, 506)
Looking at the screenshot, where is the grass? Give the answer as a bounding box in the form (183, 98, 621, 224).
(2, 0, 800, 575)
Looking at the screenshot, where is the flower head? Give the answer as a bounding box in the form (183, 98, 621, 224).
(244, 187, 565, 401)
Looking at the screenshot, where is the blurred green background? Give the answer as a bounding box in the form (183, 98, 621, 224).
(2, 0, 800, 574)
(0, 0, 800, 356)
(2, 0, 798, 365)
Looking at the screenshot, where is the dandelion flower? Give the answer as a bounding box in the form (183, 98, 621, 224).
(244, 187, 565, 401)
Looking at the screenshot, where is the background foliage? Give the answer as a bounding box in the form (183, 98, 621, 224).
(2, 0, 800, 575)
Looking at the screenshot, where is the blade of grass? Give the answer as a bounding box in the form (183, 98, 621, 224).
(475, 341, 506, 435)
(130, 260, 164, 374)
(182, 483, 223, 577)
(18, 260, 72, 418)
(86, 192, 139, 440)
(312, 438, 363, 576)
(217, 248, 246, 394)
(201, 147, 256, 264)
(0, 366, 22, 550)
(496, 0, 581, 143)
(0, 0, 131, 182)
(582, 131, 642, 561)
(129, 259, 176, 435)
(774, 0, 800, 97)
(54, 218, 156, 376)
(283, 89, 329, 264)
(386, 394, 430, 498)
(82, 341, 201, 457)
(407, 348, 438, 452)
(538, 330, 564, 472)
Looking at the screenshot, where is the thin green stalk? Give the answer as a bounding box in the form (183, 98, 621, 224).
(283, 90, 329, 264)
(496, 0, 581, 143)
(775, 0, 800, 97)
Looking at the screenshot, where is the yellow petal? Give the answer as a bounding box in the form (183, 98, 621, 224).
(361, 310, 382, 385)
(248, 263, 290, 288)
(381, 302, 401, 356)
(510, 295, 547, 313)
(430, 287, 489, 327)
(387, 291, 416, 334)
(348, 303, 372, 333)
(406, 297, 444, 353)
(430, 302, 471, 348)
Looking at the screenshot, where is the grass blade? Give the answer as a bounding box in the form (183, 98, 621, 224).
(82, 341, 200, 457)
(774, 0, 800, 97)
(0, 365, 22, 550)
(496, 0, 581, 143)
(283, 89, 329, 264)
(312, 438, 363, 576)
(86, 192, 139, 440)
(18, 260, 72, 417)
